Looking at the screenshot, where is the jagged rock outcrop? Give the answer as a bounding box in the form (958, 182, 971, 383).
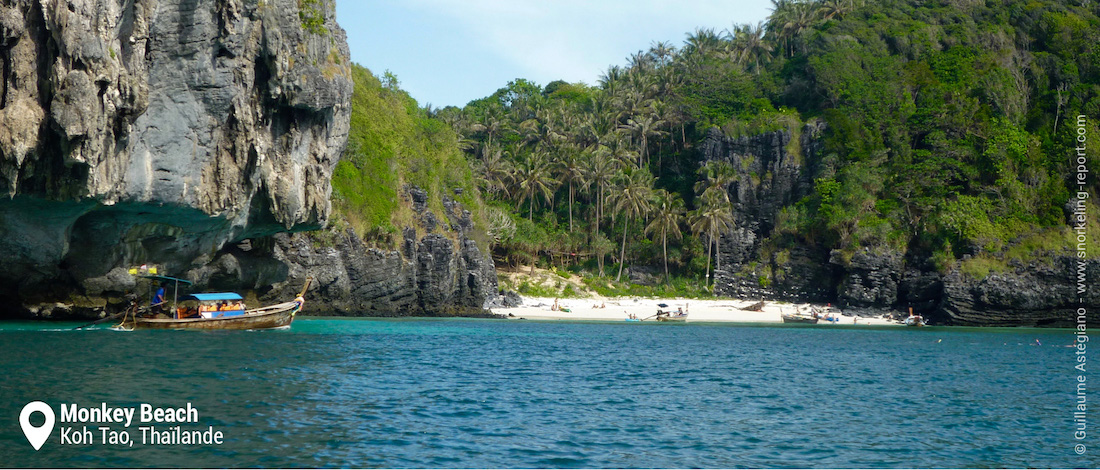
(831, 248, 904, 308)
(0, 0, 352, 317)
(935, 257, 1100, 327)
(186, 186, 498, 316)
(699, 122, 1097, 326)
(705, 121, 831, 301)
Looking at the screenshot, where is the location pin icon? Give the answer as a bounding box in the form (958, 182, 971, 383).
(19, 401, 54, 451)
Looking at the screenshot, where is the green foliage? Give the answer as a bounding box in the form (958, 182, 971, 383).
(298, 0, 328, 36)
(516, 280, 561, 298)
(581, 275, 713, 299)
(442, 0, 1099, 290)
(333, 64, 483, 247)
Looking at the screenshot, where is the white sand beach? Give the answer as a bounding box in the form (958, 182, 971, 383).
(492, 295, 902, 326)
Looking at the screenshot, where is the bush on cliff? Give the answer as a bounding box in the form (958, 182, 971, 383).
(332, 64, 483, 248)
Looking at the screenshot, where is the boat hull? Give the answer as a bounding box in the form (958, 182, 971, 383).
(656, 314, 687, 322)
(124, 301, 300, 330)
(781, 314, 819, 324)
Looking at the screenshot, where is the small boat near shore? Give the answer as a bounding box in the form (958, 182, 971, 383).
(781, 313, 819, 324)
(120, 298, 304, 330)
(904, 307, 926, 327)
(116, 275, 311, 331)
(655, 310, 688, 322)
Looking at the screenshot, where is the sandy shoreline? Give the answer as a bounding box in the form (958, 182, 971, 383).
(491, 296, 903, 326)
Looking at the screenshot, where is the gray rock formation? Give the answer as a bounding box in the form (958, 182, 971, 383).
(698, 122, 1097, 326)
(831, 248, 903, 308)
(185, 186, 499, 317)
(936, 257, 1100, 327)
(704, 121, 832, 301)
(0, 0, 352, 317)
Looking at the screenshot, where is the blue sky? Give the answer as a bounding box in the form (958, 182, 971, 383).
(335, 1, 772, 108)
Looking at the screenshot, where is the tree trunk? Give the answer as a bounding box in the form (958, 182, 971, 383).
(662, 231, 669, 283)
(598, 185, 604, 232)
(713, 231, 721, 296)
(616, 216, 629, 282)
(568, 183, 574, 232)
(704, 233, 712, 289)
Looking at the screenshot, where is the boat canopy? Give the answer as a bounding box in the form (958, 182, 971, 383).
(138, 275, 194, 286)
(182, 293, 243, 302)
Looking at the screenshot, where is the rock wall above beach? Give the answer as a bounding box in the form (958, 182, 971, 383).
(700, 124, 1097, 327)
(703, 122, 834, 302)
(0, 0, 352, 317)
(184, 186, 498, 317)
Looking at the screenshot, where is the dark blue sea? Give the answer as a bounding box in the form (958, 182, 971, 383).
(0, 318, 1092, 468)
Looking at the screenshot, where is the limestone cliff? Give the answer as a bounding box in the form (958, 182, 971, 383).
(702, 125, 1098, 327)
(0, 0, 352, 316)
(703, 123, 834, 302)
(187, 187, 499, 317)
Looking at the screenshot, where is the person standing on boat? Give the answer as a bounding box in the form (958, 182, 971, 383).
(151, 284, 166, 313)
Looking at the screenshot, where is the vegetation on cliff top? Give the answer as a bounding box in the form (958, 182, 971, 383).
(331, 64, 483, 248)
(432, 0, 1100, 293)
(333, 0, 1100, 298)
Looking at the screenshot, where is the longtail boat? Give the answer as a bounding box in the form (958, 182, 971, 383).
(781, 313, 819, 324)
(117, 277, 311, 331)
(903, 307, 926, 327)
(655, 310, 688, 322)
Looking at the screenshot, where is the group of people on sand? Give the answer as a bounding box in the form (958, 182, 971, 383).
(550, 298, 571, 313)
(810, 303, 840, 322)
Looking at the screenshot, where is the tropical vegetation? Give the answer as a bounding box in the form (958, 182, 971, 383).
(335, 0, 1100, 297)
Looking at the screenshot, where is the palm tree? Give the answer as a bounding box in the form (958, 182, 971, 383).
(766, 0, 795, 57)
(648, 40, 677, 67)
(620, 111, 666, 167)
(514, 150, 559, 220)
(690, 187, 735, 290)
(684, 27, 723, 58)
(583, 146, 619, 233)
(818, 0, 853, 21)
(694, 160, 738, 203)
(728, 22, 773, 74)
(627, 49, 654, 73)
(782, 2, 818, 56)
(475, 144, 514, 198)
(645, 189, 684, 283)
(554, 145, 586, 232)
(609, 167, 655, 282)
(471, 106, 508, 152)
(604, 134, 639, 169)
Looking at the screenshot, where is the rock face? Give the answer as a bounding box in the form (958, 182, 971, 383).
(699, 123, 1098, 326)
(704, 122, 833, 302)
(0, 0, 352, 317)
(831, 248, 903, 308)
(935, 257, 1100, 327)
(187, 186, 498, 317)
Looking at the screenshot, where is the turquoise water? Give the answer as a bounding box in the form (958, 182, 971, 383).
(0, 318, 1092, 468)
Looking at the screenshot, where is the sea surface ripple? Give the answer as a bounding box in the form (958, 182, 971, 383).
(0, 318, 1088, 468)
